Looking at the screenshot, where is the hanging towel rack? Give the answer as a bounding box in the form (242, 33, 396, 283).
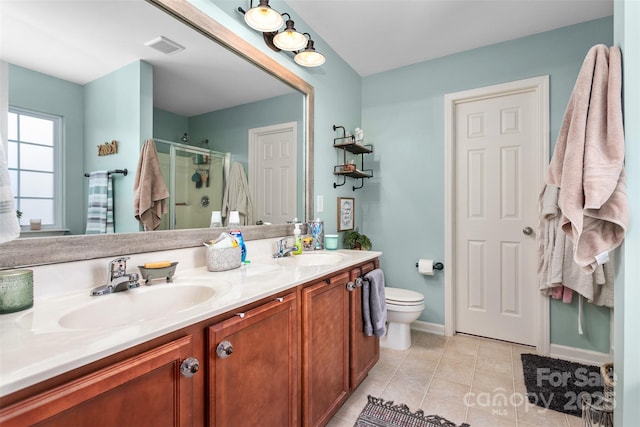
(84, 169, 128, 177)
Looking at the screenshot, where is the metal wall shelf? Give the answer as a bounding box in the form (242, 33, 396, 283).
(332, 125, 373, 191)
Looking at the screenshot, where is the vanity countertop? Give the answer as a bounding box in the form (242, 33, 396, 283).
(0, 249, 381, 397)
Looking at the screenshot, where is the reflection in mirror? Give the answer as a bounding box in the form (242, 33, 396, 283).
(2, 0, 304, 235)
(0, 0, 314, 268)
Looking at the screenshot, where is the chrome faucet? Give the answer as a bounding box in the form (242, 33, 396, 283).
(90, 257, 140, 296)
(273, 238, 297, 258)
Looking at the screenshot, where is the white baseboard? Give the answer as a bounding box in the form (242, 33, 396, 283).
(549, 343, 612, 366)
(411, 320, 445, 336)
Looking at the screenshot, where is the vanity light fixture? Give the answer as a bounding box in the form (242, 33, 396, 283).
(238, 1, 325, 68)
(295, 35, 325, 67)
(272, 13, 307, 51)
(242, 0, 283, 32)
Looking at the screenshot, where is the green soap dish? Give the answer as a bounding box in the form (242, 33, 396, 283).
(137, 262, 179, 284)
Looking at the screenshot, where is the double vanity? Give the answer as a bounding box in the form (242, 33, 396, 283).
(0, 238, 382, 426)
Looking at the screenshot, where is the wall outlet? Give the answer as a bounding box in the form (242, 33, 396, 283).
(316, 195, 324, 213)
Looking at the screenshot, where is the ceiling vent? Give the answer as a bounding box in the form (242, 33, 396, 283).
(144, 36, 185, 55)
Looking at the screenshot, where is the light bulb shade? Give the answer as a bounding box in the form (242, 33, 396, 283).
(294, 42, 325, 67)
(273, 21, 307, 51)
(244, 1, 283, 32)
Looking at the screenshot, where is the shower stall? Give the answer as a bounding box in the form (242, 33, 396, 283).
(154, 139, 230, 230)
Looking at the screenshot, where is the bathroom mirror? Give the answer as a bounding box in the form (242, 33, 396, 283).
(0, 0, 314, 268)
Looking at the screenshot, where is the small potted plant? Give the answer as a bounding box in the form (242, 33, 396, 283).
(343, 229, 372, 251)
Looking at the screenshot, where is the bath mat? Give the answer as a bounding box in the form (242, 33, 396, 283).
(521, 353, 605, 417)
(354, 395, 470, 427)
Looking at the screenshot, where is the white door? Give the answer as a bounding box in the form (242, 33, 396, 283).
(248, 122, 297, 224)
(453, 87, 542, 346)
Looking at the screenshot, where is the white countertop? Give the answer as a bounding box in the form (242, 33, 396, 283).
(0, 247, 381, 397)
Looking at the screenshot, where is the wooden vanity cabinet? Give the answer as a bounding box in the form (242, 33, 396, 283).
(0, 335, 196, 427)
(301, 261, 381, 426)
(301, 271, 351, 427)
(207, 292, 298, 427)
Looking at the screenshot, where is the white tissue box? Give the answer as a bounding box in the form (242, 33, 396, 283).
(206, 246, 241, 272)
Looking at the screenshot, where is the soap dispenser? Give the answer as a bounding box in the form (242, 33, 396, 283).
(293, 223, 303, 255)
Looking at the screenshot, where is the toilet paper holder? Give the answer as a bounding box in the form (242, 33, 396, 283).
(415, 261, 444, 271)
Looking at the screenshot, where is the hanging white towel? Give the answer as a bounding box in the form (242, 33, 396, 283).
(221, 162, 253, 226)
(0, 138, 20, 243)
(86, 171, 114, 234)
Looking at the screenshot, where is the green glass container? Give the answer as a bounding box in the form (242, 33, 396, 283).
(0, 269, 34, 314)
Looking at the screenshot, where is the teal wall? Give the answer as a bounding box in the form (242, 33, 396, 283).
(8, 64, 85, 235)
(84, 60, 153, 233)
(614, 0, 640, 424)
(360, 17, 614, 353)
(197, 0, 362, 233)
(153, 108, 188, 143)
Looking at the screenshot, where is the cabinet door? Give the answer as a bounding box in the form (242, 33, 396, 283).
(302, 272, 350, 427)
(349, 262, 380, 389)
(208, 293, 297, 427)
(0, 336, 195, 427)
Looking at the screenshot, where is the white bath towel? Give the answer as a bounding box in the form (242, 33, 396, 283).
(0, 138, 20, 243)
(363, 269, 387, 337)
(221, 162, 253, 226)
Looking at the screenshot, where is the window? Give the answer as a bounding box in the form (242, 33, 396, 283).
(7, 108, 62, 228)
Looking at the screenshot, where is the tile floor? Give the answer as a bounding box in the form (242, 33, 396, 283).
(328, 331, 583, 427)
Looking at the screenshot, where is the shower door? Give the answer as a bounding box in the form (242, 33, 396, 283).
(170, 145, 226, 230)
(155, 140, 229, 230)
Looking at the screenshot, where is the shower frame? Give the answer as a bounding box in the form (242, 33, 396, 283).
(155, 138, 231, 230)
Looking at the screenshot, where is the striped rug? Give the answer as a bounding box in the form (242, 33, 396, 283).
(355, 396, 470, 427)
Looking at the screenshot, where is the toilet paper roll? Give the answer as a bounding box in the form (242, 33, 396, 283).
(418, 259, 434, 276)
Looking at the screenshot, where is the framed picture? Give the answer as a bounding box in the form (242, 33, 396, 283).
(337, 197, 355, 231)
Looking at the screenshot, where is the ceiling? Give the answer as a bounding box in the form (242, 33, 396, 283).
(0, 0, 293, 117)
(286, 0, 614, 76)
(1, 0, 614, 116)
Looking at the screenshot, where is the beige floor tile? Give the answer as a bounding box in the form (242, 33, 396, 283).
(329, 332, 575, 427)
(475, 355, 514, 377)
(466, 406, 518, 427)
(516, 401, 571, 427)
(332, 384, 373, 422)
(435, 359, 475, 386)
(472, 369, 515, 394)
(381, 378, 426, 410)
(325, 416, 354, 427)
(406, 343, 446, 362)
(420, 395, 468, 426)
(566, 413, 583, 427)
(426, 377, 470, 406)
(477, 340, 513, 361)
(379, 347, 409, 366)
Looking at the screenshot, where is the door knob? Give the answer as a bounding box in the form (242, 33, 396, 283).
(216, 340, 234, 359)
(180, 357, 200, 378)
(522, 226, 533, 235)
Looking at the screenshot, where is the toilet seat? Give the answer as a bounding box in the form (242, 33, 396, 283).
(385, 287, 424, 306)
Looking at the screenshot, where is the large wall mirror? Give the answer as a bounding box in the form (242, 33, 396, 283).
(0, 0, 314, 268)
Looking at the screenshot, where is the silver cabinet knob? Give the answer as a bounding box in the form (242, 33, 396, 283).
(523, 226, 533, 235)
(180, 357, 200, 378)
(216, 340, 234, 359)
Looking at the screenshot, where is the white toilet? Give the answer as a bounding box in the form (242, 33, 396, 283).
(380, 287, 425, 351)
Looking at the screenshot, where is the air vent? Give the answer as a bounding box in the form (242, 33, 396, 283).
(144, 36, 185, 55)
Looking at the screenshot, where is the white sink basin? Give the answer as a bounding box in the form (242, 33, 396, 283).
(57, 285, 217, 330)
(275, 252, 348, 267)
